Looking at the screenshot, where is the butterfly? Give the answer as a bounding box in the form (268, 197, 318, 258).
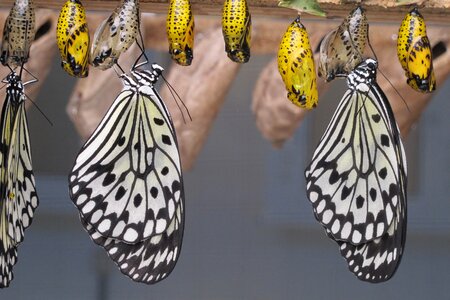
(56, 0, 90, 77)
(277, 16, 318, 109)
(318, 5, 368, 81)
(0, 0, 36, 68)
(222, 0, 251, 63)
(397, 7, 436, 93)
(0, 70, 39, 288)
(68, 64, 184, 284)
(90, 0, 140, 70)
(166, 0, 194, 66)
(305, 58, 407, 283)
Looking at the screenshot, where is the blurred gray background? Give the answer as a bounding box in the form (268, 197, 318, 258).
(1, 52, 450, 299)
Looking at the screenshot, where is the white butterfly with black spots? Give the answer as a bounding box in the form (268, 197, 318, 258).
(68, 64, 184, 284)
(305, 58, 407, 283)
(0, 71, 39, 288)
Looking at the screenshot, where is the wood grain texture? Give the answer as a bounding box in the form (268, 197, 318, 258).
(1, 1, 450, 23)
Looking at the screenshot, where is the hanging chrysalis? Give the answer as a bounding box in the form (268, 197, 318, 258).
(166, 0, 194, 66)
(277, 16, 318, 109)
(56, 0, 90, 77)
(90, 0, 140, 70)
(222, 0, 251, 63)
(0, 0, 36, 68)
(397, 7, 436, 93)
(318, 5, 368, 81)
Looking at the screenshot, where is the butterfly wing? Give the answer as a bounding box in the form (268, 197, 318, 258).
(81, 196, 183, 284)
(305, 86, 405, 245)
(69, 77, 184, 283)
(0, 97, 17, 288)
(69, 87, 183, 243)
(5, 102, 38, 245)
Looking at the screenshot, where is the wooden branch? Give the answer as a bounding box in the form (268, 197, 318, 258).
(1, 0, 450, 23)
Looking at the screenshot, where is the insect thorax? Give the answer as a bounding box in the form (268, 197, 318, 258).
(347, 58, 377, 92)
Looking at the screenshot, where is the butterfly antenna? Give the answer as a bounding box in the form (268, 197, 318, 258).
(366, 25, 410, 113)
(18, 65, 53, 126)
(25, 94, 53, 126)
(20, 64, 39, 86)
(113, 63, 125, 76)
(132, 26, 149, 70)
(161, 74, 192, 123)
(378, 68, 410, 113)
(367, 24, 378, 63)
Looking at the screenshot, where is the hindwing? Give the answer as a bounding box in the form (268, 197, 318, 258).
(81, 197, 183, 284)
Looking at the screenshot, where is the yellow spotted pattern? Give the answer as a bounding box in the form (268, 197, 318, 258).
(397, 7, 435, 93)
(166, 0, 194, 66)
(57, 0, 90, 77)
(90, 0, 140, 70)
(318, 6, 368, 81)
(278, 16, 318, 109)
(222, 0, 251, 63)
(0, 0, 36, 68)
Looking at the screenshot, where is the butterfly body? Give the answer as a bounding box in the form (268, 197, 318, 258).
(277, 16, 317, 109)
(69, 65, 184, 284)
(305, 58, 407, 282)
(0, 0, 36, 68)
(397, 7, 435, 93)
(90, 0, 140, 70)
(166, 0, 194, 66)
(57, 0, 90, 77)
(0, 72, 38, 288)
(222, 0, 251, 63)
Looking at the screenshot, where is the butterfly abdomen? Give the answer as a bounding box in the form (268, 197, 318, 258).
(222, 0, 251, 63)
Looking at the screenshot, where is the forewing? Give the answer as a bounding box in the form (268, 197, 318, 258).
(6, 103, 38, 244)
(81, 195, 184, 284)
(69, 90, 182, 244)
(305, 89, 403, 245)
